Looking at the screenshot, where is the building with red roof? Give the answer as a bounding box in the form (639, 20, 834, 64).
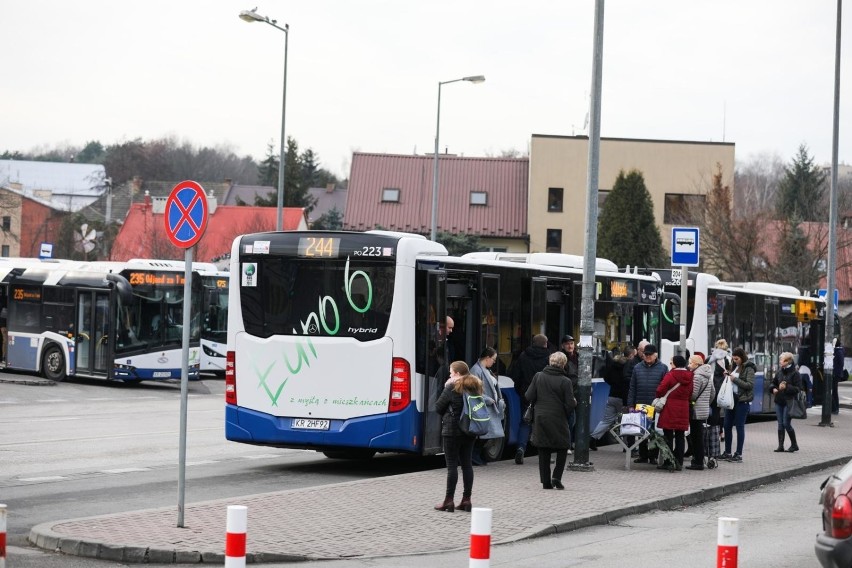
(109, 194, 307, 263)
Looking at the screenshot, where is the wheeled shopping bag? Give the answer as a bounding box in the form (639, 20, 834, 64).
(703, 423, 720, 469)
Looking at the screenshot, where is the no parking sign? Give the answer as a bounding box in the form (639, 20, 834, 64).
(164, 180, 208, 249)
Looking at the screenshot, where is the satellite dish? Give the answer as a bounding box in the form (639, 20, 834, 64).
(74, 223, 97, 254)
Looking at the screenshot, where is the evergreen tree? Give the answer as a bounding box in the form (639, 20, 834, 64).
(769, 216, 820, 291)
(257, 142, 279, 188)
(436, 231, 484, 256)
(254, 138, 317, 213)
(775, 144, 827, 222)
(311, 206, 344, 230)
(597, 169, 665, 268)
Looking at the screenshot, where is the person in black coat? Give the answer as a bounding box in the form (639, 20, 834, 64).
(509, 334, 551, 463)
(434, 361, 483, 513)
(526, 351, 576, 489)
(772, 351, 802, 452)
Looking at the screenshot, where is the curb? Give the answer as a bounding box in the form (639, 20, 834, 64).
(0, 376, 56, 386)
(28, 455, 851, 564)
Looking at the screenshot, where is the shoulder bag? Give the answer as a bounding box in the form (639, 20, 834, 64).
(652, 382, 680, 413)
(788, 390, 807, 420)
(716, 376, 735, 409)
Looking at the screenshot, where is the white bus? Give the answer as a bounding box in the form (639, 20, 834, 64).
(199, 270, 229, 374)
(647, 269, 828, 413)
(225, 230, 663, 459)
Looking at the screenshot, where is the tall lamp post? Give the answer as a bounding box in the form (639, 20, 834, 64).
(430, 75, 485, 242)
(240, 8, 289, 231)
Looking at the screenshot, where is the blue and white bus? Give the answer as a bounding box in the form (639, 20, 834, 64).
(199, 270, 229, 374)
(225, 230, 662, 459)
(647, 269, 828, 414)
(1, 261, 133, 380)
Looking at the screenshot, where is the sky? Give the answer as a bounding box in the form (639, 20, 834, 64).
(1, 1, 849, 180)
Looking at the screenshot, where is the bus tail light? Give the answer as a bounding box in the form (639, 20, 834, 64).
(225, 351, 237, 405)
(831, 494, 852, 539)
(388, 357, 410, 412)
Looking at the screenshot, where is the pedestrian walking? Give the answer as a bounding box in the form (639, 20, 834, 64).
(434, 361, 483, 513)
(525, 351, 576, 489)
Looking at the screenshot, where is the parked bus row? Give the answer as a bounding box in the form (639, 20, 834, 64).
(223, 230, 832, 461)
(0, 257, 229, 382)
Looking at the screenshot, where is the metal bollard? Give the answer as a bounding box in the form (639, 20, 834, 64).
(1, 503, 6, 568)
(717, 516, 739, 568)
(469, 507, 492, 568)
(225, 505, 247, 568)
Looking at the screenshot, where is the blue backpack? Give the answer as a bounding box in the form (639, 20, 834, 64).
(459, 392, 490, 437)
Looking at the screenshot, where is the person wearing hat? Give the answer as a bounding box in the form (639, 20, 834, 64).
(627, 343, 668, 464)
(559, 335, 578, 377)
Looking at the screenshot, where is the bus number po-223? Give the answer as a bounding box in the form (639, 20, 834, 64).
(355, 246, 382, 257)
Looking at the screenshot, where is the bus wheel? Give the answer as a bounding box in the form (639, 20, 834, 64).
(42, 345, 67, 382)
(322, 449, 377, 460)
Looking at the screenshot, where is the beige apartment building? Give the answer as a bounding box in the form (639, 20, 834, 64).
(528, 134, 735, 257)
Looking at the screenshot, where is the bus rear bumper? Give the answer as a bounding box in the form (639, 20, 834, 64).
(225, 404, 419, 453)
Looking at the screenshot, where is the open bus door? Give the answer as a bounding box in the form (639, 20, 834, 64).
(422, 270, 446, 455)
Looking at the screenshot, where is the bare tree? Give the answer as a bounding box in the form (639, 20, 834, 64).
(734, 152, 785, 217)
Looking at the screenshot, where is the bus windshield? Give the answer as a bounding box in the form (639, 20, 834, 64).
(202, 286, 228, 344)
(115, 282, 201, 353)
(239, 256, 395, 341)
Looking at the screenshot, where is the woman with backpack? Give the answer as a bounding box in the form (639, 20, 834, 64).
(434, 361, 483, 512)
(525, 351, 577, 490)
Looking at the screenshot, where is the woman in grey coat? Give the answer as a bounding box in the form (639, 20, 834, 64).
(525, 351, 577, 489)
(685, 355, 715, 470)
(469, 347, 505, 465)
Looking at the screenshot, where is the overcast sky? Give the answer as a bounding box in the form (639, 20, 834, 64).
(1, 1, 848, 179)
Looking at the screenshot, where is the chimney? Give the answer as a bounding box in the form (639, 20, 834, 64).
(326, 183, 335, 193)
(144, 190, 151, 208)
(224, 178, 232, 185)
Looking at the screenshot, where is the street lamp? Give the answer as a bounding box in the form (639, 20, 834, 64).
(240, 8, 289, 231)
(430, 75, 485, 242)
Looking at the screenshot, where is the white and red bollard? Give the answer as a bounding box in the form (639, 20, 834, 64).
(225, 505, 247, 568)
(717, 516, 739, 568)
(469, 507, 492, 568)
(1, 503, 7, 568)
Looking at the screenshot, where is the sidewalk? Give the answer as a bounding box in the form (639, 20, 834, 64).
(28, 406, 852, 565)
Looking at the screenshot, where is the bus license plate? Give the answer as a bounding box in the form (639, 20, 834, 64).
(153, 371, 171, 378)
(292, 419, 330, 430)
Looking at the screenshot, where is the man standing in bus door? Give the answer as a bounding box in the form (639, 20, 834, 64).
(627, 343, 668, 464)
(510, 333, 551, 464)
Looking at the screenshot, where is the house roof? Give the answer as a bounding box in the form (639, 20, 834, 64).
(222, 184, 275, 206)
(110, 201, 307, 262)
(343, 153, 528, 237)
(307, 186, 348, 223)
(0, 159, 107, 212)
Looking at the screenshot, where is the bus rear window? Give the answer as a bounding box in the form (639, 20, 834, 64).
(239, 257, 394, 340)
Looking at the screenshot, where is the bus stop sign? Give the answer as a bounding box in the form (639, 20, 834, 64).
(671, 227, 700, 267)
(164, 180, 209, 249)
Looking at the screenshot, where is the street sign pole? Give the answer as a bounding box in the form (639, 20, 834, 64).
(163, 180, 208, 529)
(671, 227, 699, 359)
(679, 266, 688, 357)
(177, 246, 193, 527)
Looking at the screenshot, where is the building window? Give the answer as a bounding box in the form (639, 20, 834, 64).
(546, 229, 562, 253)
(470, 191, 488, 206)
(1, 216, 9, 231)
(548, 188, 564, 212)
(1, 245, 8, 257)
(598, 190, 610, 213)
(381, 188, 400, 203)
(486, 247, 508, 252)
(664, 193, 706, 224)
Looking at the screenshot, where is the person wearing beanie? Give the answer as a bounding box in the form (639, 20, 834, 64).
(654, 354, 693, 470)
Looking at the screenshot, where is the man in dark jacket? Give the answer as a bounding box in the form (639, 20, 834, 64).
(510, 334, 551, 464)
(627, 343, 668, 464)
(559, 335, 579, 377)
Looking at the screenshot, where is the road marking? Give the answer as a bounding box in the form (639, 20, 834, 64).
(186, 460, 218, 466)
(35, 399, 68, 403)
(101, 467, 152, 474)
(243, 454, 282, 460)
(19, 476, 68, 482)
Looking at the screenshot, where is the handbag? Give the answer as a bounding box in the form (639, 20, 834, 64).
(522, 404, 534, 424)
(652, 383, 680, 413)
(788, 390, 807, 419)
(716, 376, 735, 410)
(620, 411, 647, 436)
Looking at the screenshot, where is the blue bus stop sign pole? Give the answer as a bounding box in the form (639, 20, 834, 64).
(164, 181, 208, 528)
(671, 227, 700, 356)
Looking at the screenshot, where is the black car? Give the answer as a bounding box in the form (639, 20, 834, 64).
(816, 458, 852, 567)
